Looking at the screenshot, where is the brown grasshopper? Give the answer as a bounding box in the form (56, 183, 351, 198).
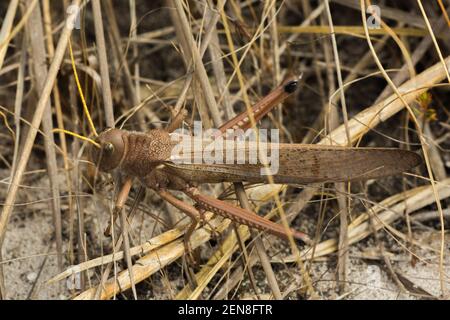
(90, 76, 421, 252)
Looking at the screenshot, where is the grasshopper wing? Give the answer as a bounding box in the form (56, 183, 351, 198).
(164, 143, 422, 184)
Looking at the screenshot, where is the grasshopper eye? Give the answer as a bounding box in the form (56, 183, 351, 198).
(104, 142, 114, 153)
(283, 80, 298, 94)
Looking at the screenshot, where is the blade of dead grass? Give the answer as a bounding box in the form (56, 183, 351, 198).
(437, 0, 450, 27)
(0, 0, 19, 70)
(276, 25, 430, 37)
(0, 0, 21, 294)
(324, 0, 351, 292)
(0, 0, 39, 62)
(10, 35, 26, 189)
(172, 0, 222, 126)
(91, 0, 114, 127)
(42, 0, 69, 156)
(119, 187, 137, 300)
(42, 0, 75, 271)
(203, 3, 234, 119)
(26, 0, 63, 270)
(129, 0, 141, 112)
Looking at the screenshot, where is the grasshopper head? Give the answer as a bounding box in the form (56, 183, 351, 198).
(90, 128, 126, 172)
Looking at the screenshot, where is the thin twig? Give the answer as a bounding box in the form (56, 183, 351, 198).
(92, 0, 114, 127)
